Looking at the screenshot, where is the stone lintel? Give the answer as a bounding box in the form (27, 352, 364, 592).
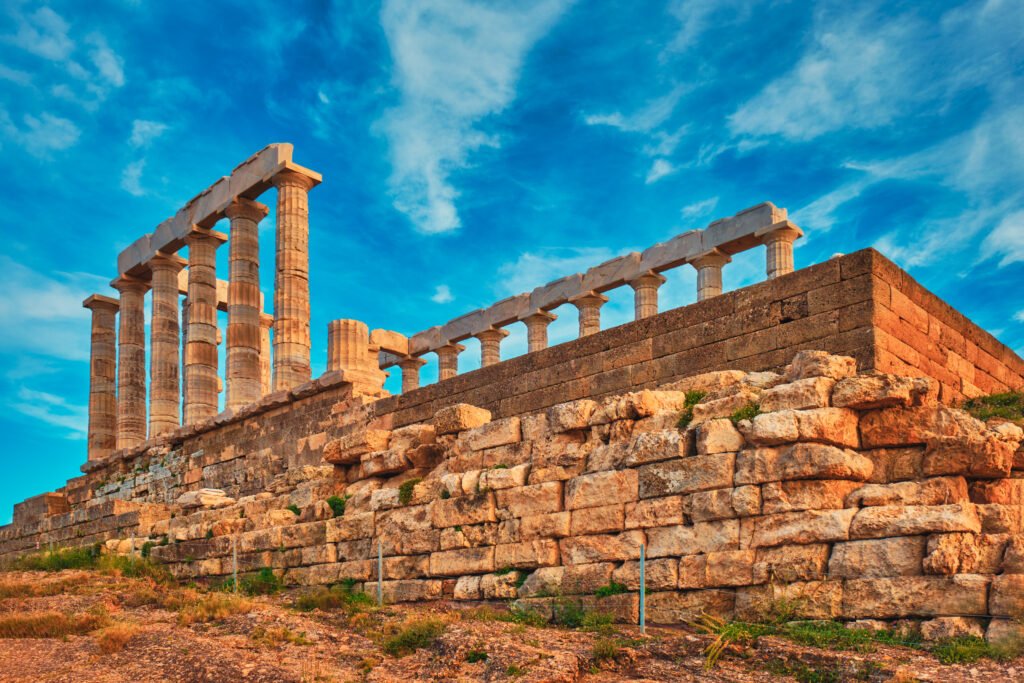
(529, 273, 582, 312)
(581, 251, 642, 292)
(371, 329, 410, 357)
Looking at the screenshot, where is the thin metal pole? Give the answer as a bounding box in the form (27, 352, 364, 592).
(377, 540, 383, 606)
(232, 535, 238, 594)
(130, 534, 136, 558)
(639, 543, 646, 635)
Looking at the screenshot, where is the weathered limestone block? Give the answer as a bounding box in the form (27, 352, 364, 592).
(860, 405, 985, 449)
(383, 554, 429, 579)
(752, 508, 856, 548)
(480, 571, 525, 599)
(625, 430, 691, 466)
(440, 523, 498, 550)
(612, 558, 678, 591)
(971, 479, 1024, 505)
(360, 449, 411, 477)
(638, 453, 735, 499)
(688, 486, 761, 521)
(454, 575, 481, 600)
(210, 517, 249, 537)
(625, 496, 685, 529)
(479, 464, 530, 491)
(923, 532, 983, 575)
(381, 579, 444, 603)
(735, 444, 873, 485)
(681, 550, 756, 588)
(860, 447, 925, 483)
(666, 369, 745, 395)
(759, 377, 834, 413)
(691, 387, 761, 425)
(565, 470, 637, 510)
(562, 563, 614, 594)
(647, 589, 735, 623)
(281, 521, 327, 548)
(785, 350, 856, 381)
(829, 537, 926, 578)
(336, 538, 374, 562)
(979, 504, 1024, 534)
(989, 574, 1024, 617)
(795, 408, 859, 448)
(465, 417, 521, 451)
(520, 511, 571, 539)
(369, 488, 401, 511)
(428, 546, 495, 576)
(841, 576, 989, 618)
(752, 544, 830, 583)
(849, 504, 981, 540)
(432, 492, 497, 527)
(986, 619, 1024, 648)
(323, 429, 391, 465)
(832, 374, 930, 410)
(434, 404, 491, 435)
(570, 504, 625, 535)
(494, 539, 559, 569)
(517, 566, 564, 597)
(740, 412, 798, 445)
(846, 476, 968, 507)
(177, 488, 235, 509)
(696, 419, 745, 455)
(1002, 535, 1024, 572)
(737, 581, 843, 621)
(495, 482, 562, 518)
(590, 390, 687, 424)
(923, 435, 1015, 479)
(761, 480, 862, 514)
(584, 442, 629, 472)
(548, 400, 598, 433)
(920, 617, 985, 641)
(646, 520, 739, 558)
(390, 424, 436, 451)
(559, 530, 645, 564)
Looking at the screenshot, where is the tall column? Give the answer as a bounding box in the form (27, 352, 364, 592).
(629, 271, 667, 319)
(272, 168, 318, 391)
(570, 292, 609, 337)
(111, 276, 149, 449)
(180, 296, 190, 409)
(758, 223, 803, 279)
(148, 253, 186, 436)
(522, 310, 557, 353)
(184, 228, 226, 423)
(225, 198, 269, 410)
(82, 294, 119, 461)
(398, 356, 426, 393)
(436, 343, 465, 381)
(691, 250, 731, 302)
(259, 312, 273, 396)
(476, 328, 509, 367)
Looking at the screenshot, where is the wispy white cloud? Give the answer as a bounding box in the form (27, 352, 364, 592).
(981, 210, 1024, 268)
(4, 6, 74, 61)
(430, 284, 454, 303)
(120, 159, 146, 196)
(662, 0, 751, 55)
(378, 0, 571, 234)
(86, 33, 124, 87)
(1014, 310, 1024, 324)
(129, 119, 167, 147)
(680, 197, 718, 220)
(0, 111, 80, 156)
(497, 247, 615, 296)
(0, 64, 31, 85)
(13, 387, 87, 439)
(645, 158, 675, 184)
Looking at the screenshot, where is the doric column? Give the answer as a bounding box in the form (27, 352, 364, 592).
(691, 249, 731, 302)
(570, 291, 609, 337)
(180, 296, 189, 408)
(757, 222, 803, 279)
(82, 294, 119, 461)
(271, 169, 318, 391)
(327, 319, 373, 372)
(522, 310, 557, 353)
(476, 328, 509, 367)
(148, 253, 186, 436)
(629, 271, 667, 319)
(398, 356, 427, 393)
(436, 343, 465, 381)
(259, 312, 273, 396)
(184, 228, 226, 423)
(111, 275, 149, 449)
(225, 198, 269, 410)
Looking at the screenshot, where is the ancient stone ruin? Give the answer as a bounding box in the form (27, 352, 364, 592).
(4, 143, 1024, 646)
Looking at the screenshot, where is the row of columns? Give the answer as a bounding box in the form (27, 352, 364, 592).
(83, 171, 316, 461)
(393, 226, 801, 391)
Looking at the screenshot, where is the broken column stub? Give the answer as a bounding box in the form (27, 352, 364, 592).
(327, 319, 387, 396)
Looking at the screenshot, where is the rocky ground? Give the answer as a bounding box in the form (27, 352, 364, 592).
(0, 568, 1021, 682)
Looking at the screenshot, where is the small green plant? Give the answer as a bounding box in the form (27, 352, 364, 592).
(729, 402, 761, 425)
(9, 544, 102, 571)
(294, 583, 374, 613)
(676, 390, 707, 429)
(963, 391, 1024, 423)
(237, 568, 282, 596)
(398, 478, 422, 506)
(495, 605, 548, 628)
(381, 617, 444, 656)
(591, 637, 620, 663)
(494, 566, 515, 576)
(581, 611, 616, 634)
(505, 664, 526, 678)
(439, 488, 451, 499)
(453, 525, 462, 533)
(930, 635, 1015, 664)
(550, 597, 587, 628)
(286, 504, 301, 516)
(140, 541, 155, 558)
(465, 648, 488, 663)
(205, 529, 214, 539)
(325, 495, 350, 518)
(492, 464, 509, 469)
(594, 581, 627, 599)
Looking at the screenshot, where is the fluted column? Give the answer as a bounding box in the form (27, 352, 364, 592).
(629, 271, 667, 319)
(259, 312, 273, 396)
(398, 356, 426, 393)
(570, 292, 609, 337)
(82, 294, 119, 461)
(184, 228, 226, 423)
(148, 253, 186, 436)
(180, 296, 189, 409)
(691, 249, 731, 302)
(111, 276, 149, 449)
(436, 343, 465, 381)
(522, 310, 557, 353)
(476, 328, 509, 367)
(272, 169, 318, 391)
(327, 319, 372, 372)
(758, 222, 803, 279)
(226, 198, 269, 410)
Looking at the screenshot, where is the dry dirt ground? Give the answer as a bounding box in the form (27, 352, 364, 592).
(0, 569, 1021, 682)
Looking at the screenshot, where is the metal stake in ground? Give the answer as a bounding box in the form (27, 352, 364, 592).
(377, 540, 383, 606)
(639, 543, 646, 635)
(232, 535, 239, 594)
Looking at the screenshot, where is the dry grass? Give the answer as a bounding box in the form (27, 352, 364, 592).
(95, 622, 141, 653)
(177, 593, 253, 625)
(0, 610, 107, 638)
(0, 578, 78, 599)
(251, 625, 311, 647)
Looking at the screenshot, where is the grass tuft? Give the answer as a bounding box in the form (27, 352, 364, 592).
(0, 610, 107, 638)
(594, 581, 628, 599)
(95, 622, 140, 653)
(294, 583, 375, 614)
(381, 617, 444, 657)
(326, 495, 350, 518)
(729, 402, 761, 425)
(676, 390, 707, 429)
(398, 478, 422, 506)
(286, 504, 301, 516)
(177, 593, 253, 625)
(465, 648, 488, 663)
(963, 391, 1024, 423)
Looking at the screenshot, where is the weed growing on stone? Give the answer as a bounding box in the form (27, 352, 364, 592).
(594, 581, 627, 598)
(676, 391, 707, 429)
(326, 495, 350, 517)
(381, 617, 445, 656)
(398, 478, 422, 506)
(505, 664, 526, 677)
(963, 391, 1024, 424)
(729, 402, 761, 425)
(286, 504, 301, 515)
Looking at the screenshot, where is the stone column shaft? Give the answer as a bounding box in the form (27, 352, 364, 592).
(476, 328, 509, 368)
(112, 276, 149, 449)
(758, 223, 803, 280)
(570, 292, 609, 337)
(226, 198, 269, 410)
(691, 250, 731, 302)
(272, 169, 317, 391)
(83, 295, 119, 461)
(327, 319, 374, 372)
(629, 271, 667, 320)
(522, 310, 557, 353)
(398, 356, 427, 393)
(148, 254, 186, 436)
(184, 229, 226, 423)
(436, 343, 465, 381)
(259, 312, 273, 396)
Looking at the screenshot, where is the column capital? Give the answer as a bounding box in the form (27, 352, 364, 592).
(272, 167, 319, 192)
(110, 274, 150, 293)
(690, 248, 731, 269)
(398, 355, 428, 369)
(520, 309, 557, 324)
(569, 291, 609, 307)
(628, 271, 667, 289)
(436, 342, 467, 354)
(83, 293, 119, 312)
(259, 312, 274, 329)
(147, 251, 187, 274)
(186, 227, 228, 246)
(476, 327, 510, 343)
(225, 197, 270, 222)
(755, 220, 803, 245)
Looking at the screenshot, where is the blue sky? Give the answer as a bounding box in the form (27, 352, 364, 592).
(1, 0, 1022, 522)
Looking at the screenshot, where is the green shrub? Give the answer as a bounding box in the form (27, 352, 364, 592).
(205, 529, 214, 539)
(325, 495, 350, 518)
(285, 504, 300, 516)
(729, 402, 761, 425)
(494, 605, 548, 628)
(581, 611, 615, 634)
(594, 582, 627, 599)
(10, 544, 102, 571)
(676, 390, 707, 429)
(382, 618, 444, 656)
(465, 648, 488, 663)
(963, 391, 1024, 423)
(551, 598, 587, 628)
(398, 478, 422, 506)
(237, 568, 282, 596)
(439, 488, 451, 499)
(591, 637, 620, 662)
(930, 635, 1015, 664)
(294, 583, 374, 613)
(140, 541, 155, 558)
(505, 664, 526, 677)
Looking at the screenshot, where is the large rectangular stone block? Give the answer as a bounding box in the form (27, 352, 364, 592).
(565, 470, 637, 510)
(646, 520, 739, 558)
(828, 537, 926, 578)
(638, 454, 734, 499)
(428, 546, 495, 576)
(750, 509, 857, 548)
(559, 530, 645, 564)
(849, 504, 981, 539)
(841, 576, 989, 618)
(431, 492, 498, 527)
